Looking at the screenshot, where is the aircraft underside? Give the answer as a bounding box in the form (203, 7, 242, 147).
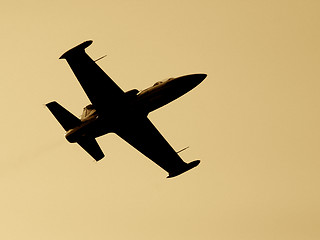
(46, 40, 206, 178)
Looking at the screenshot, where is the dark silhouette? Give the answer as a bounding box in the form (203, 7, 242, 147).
(47, 40, 206, 178)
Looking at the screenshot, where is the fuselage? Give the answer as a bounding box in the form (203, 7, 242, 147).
(65, 73, 206, 143)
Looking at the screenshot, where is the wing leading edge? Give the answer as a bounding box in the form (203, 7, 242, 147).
(115, 117, 200, 178)
(59, 40, 125, 111)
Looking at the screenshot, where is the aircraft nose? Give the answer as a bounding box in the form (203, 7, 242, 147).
(191, 73, 207, 84)
(173, 73, 207, 89)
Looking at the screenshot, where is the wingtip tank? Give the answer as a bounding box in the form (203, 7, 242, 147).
(59, 40, 93, 59)
(167, 160, 200, 178)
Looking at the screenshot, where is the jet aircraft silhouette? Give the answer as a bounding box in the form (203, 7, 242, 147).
(47, 40, 206, 178)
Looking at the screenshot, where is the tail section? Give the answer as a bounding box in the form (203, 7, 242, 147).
(46, 101, 81, 131)
(78, 138, 104, 161)
(47, 101, 104, 161)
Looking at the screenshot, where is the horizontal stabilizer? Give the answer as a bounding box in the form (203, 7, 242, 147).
(46, 101, 81, 131)
(167, 160, 200, 178)
(78, 138, 104, 161)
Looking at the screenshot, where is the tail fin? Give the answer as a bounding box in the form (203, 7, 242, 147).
(46, 101, 81, 131)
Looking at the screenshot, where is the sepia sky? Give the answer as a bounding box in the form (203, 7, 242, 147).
(1, 0, 320, 239)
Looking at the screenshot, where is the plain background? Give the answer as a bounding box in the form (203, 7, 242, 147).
(1, 1, 319, 239)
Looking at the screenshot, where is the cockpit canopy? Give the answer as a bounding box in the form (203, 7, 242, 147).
(152, 77, 175, 87)
(153, 81, 163, 86)
(81, 104, 96, 120)
(138, 78, 175, 95)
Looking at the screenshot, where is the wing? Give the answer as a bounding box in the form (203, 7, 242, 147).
(59, 40, 125, 111)
(115, 117, 200, 178)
